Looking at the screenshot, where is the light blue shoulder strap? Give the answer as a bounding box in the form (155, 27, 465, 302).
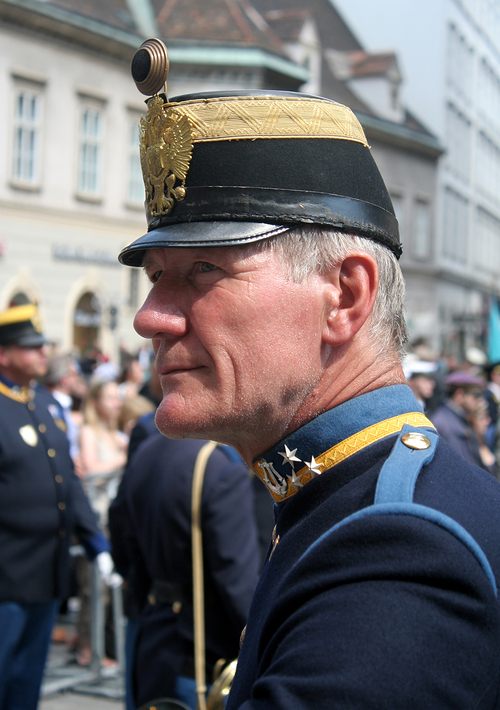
(298, 425, 497, 596)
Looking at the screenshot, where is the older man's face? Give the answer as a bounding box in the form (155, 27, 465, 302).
(0, 344, 48, 386)
(134, 245, 328, 458)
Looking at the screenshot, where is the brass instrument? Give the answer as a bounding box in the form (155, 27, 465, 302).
(137, 700, 191, 710)
(207, 659, 238, 710)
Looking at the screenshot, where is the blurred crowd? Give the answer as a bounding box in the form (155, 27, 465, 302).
(41, 343, 160, 667)
(404, 339, 500, 479)
(40, 340, 270, 710)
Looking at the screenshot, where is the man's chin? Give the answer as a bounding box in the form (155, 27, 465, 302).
(154, 399, 216, 441)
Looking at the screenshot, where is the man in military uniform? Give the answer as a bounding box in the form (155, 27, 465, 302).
(109, 433, 260, 709)
(0, 304, 112, 710)
(118, 39, 500, 709)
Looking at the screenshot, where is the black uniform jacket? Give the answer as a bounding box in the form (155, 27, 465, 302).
(110, 433, 260, 706)
(227, 385, 500, 710)
(0, 378, 108, 603)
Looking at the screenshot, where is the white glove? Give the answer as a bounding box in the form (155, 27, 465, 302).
(96, 552, 114, 583)
(96, 552, 123, 588)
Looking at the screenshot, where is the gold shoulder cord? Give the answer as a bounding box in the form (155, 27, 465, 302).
(191, 440, 217, 710)
(191, 441, 240, 710)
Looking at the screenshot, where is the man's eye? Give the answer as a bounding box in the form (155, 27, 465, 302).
(149, 270, 162, 283)
(197, 262, 217, 273)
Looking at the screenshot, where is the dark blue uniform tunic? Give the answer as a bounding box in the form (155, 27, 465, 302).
(0, 378, 107, 603)
(0, 376, 108, 709)
(227, 385, 500, 710)
(110, 433, 261, 707)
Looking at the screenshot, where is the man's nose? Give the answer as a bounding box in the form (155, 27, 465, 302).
(133, 291, 188, 339)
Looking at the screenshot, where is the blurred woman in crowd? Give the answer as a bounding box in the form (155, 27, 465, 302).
(118, 357, 145, 401)
(74, 379, 128, 666)
(79, 379, 128, 523)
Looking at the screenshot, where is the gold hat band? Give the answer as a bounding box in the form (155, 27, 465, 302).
(156, 95, 369, 145)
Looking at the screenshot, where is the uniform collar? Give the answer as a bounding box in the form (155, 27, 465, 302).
(252, 385, 434, 502)
(0, 372, 32, 403)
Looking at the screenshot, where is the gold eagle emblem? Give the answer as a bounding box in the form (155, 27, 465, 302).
(140, 96, 194, 217)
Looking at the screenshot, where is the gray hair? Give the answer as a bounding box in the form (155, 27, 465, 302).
(45, 353, 75, 386)
(255, 226, 408, 360)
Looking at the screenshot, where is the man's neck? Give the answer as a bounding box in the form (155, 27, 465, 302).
(0, 368, 30, 389)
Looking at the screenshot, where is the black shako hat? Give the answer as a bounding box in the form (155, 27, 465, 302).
(0, 304, 46, 348)
(119, 39, 401, 268)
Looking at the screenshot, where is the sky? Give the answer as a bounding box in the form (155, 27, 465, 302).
(331, 0, 443, 134)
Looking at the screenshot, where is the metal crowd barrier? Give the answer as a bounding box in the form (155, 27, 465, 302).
(41, 470, 126, 699)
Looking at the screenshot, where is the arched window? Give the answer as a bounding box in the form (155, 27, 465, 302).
(73, 292, 101, 354)
(9, 292, 32, 307)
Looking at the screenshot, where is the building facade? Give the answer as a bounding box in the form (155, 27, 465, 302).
(0, 0, 444, 360)
(334, 0, 500, 360)
(0, 1, 148, 359)
(0, 0, 305, 360)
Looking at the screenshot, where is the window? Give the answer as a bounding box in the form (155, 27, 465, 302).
(475, 208, 500, 278)
(390, 193, 405, 241)
(476, 132, 500, 204)
(446, 103, 471, 183)
(127, 119, 144, 204)
(78, 106, 102, 197)
(446, 24, 473, 99)
(442, 187, 468, 264)
(412, 200, 431, 260)
(12, 87, 41, 185)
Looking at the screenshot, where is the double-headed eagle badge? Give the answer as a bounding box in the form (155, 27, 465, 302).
(139, 95, 194, 217)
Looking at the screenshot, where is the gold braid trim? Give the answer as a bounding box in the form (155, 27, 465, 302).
(166, 96, 369, 145)
(254, 412, 435, 503)
(307, 412, 435, 478)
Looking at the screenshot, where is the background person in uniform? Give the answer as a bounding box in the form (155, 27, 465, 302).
(116, 42, 500, 709)
(109, 434, 260, 709)
(0, 304, 113, 710)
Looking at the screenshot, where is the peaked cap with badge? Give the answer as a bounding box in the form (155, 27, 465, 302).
(0, 303, 46, 348)
(119, 39, 400, 268)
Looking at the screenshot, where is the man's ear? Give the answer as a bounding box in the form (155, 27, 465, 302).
(322, 252, 379, 347)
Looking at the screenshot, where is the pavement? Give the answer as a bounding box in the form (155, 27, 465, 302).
(39, 614, 125, 710)
(40, 693, 121, 710)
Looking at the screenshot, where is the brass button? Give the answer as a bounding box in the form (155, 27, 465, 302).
(38, 424, 47, 433)
(28, 402, 35, 411)
(401, 432, 431, 450)
(59, 529, 66, 538)
(58, 501, 66, 511)
(55, 475, 63, 484)
(172, 601, 182, 614)
(47, 449, 56, 457)
(240, 625, 246, 648)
